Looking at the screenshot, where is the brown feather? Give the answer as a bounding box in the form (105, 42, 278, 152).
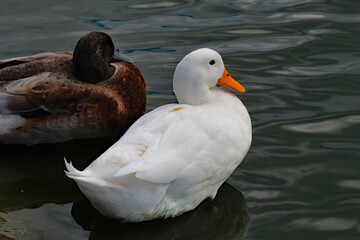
(0, 32, 146, 144)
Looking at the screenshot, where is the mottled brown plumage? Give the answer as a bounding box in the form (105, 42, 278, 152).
(0, 32, 146, 145)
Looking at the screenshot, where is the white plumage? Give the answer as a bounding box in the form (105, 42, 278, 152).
(65, 48, 252, 222)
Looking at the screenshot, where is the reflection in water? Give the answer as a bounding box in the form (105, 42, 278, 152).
(0, 137, 117, 212)
(0, 204, 89, 240)
(72, 183, 250, 240)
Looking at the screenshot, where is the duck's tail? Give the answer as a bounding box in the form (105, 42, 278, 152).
(64, 158, 87, 179)
(64, 158, 106, 187)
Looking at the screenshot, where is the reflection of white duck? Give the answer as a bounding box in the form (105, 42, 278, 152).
(65, 48, 252, 222)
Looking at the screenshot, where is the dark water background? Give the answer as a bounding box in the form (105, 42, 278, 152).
(0, 0, 359, 239)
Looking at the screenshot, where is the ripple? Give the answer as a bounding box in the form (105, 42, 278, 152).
(213, 35, 317, 53)
(283, 115, 360, 134)
(289, 13, 326, 20)
(235, 164, 325, 187)
(287, 12, 360, 23)
(322, 141, 360, 150)
(270, 56, 360, 76)
(245, 190, 281, 199)
(337, 180, 360, 190)
(285, 217, 359, 231)
(128, 1, 184, 9)
(228, 0, 323, 11)
(222, 29, 273, 35)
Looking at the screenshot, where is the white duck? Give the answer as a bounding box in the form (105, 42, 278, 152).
(65, 48, 252, 222)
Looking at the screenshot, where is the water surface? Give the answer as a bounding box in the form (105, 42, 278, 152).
(0, 0, 359, 239)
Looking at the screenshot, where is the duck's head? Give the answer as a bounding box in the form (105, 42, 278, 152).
(173, 48, 245, 105)
(73, 32, 133, 83)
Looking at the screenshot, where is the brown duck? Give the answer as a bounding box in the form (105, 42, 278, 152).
(0, 32, 146, 145)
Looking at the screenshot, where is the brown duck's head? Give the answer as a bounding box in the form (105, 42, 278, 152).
(73, 32, 132, 83)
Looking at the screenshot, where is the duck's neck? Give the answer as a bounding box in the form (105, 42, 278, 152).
(101, 62, 146, 120)
(173, 69, 217, 105)
(174, 83, 213, 105)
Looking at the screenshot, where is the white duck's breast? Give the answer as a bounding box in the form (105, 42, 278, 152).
(166, 94, 251, 201)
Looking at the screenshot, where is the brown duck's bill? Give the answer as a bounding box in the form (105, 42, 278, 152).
(217, 68, 245, 93)
(112, 48, 133, 63)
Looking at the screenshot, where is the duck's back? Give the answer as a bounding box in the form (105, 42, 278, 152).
(0, 52, 74, 81)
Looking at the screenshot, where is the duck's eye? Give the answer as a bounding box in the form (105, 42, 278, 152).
(209, 60, 215, 65)
(116, 49, 120, 52)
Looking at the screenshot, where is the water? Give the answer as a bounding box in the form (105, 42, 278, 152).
(0, 0, 359, 239)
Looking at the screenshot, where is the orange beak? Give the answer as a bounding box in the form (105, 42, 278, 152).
(217, 68, 245, 92)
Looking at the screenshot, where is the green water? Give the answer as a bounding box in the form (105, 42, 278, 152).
(0, 0, 359, 239)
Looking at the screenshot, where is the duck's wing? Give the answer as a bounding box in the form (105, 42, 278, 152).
(0, 72, 118, 120)
(111, 105, 232, 184)
(80, 104, 181, 177)
(0, 52, 73, 69)
(0, 72, 57, 114)
(0, 52, 73, 81)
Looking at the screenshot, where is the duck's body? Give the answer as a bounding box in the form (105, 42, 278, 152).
(66, 48, 251, 222)
(0, 32, 146, 145)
